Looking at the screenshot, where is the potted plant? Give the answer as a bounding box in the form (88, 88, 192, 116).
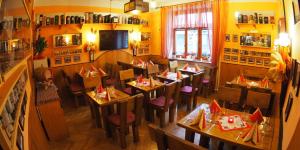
(34, 36, 47, 59)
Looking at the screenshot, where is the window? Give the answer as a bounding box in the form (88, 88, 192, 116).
(174, 28, 211, 60)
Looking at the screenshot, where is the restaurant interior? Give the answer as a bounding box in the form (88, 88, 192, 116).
(0, 0, 300, 149)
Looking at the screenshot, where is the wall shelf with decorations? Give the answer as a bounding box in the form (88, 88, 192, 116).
(235, 23, 275, 29)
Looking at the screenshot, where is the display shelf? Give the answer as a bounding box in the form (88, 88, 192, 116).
(236, 23, 275, 29)
(10, 84, 27, 149)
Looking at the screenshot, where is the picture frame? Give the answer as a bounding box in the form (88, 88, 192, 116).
(285, 93, 293, 122)
(292, 60, 299, 88)
(256, 59, 263, 65)
(248, 57, 255, 64)
(292, 0, 300, 24)
(141, 32, 151, 41)
(233, 34, 239, 42)
(64, 56, 72, 63)
(231, 49, 239, 55)
(297, 68, 300, 97)
(224, 55, 230, 61)
(240, 57, 247, 63)
(264, 59, 270, 66)
(294, 61, 300, 93)
(224, 48, 231, 54)
(73, 55, 81, 62)
(290, 59, 296, 81)
(225, 34, 231, 42)
(55, 57, 62, 64)
(231, 56, 238, 62)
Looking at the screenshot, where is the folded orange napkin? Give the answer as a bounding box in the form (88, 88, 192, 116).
(161, 69, 169, 76)
(105, 88, 111, 101)
(177, 71, 182, 79)
(242, 122, 260, 144)
(240, 74, 246, 82)
(130, 60, 134, 64)
(138, 59, 144, 64)
(137, 74, 144, 83)
(149, 60, 154, 65)
(210, 99, 222, 114)
(79, 66, 86, 77)
(249, 108, 264, 123)
(98, 67, 106, 76)
(85, 70, 91, 78)
(195, 64, 201, 72)
(190, 109, 206, 130)
(90, 65, 98, 73)
(149, 76, 155, 87)
(97, 84, 104, 93)
(183, 63, 189, 70)
(261, 77, 269, 88)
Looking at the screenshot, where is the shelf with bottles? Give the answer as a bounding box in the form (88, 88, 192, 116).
(0, 67, 28, 150)
(36, 12, 149, 28)
(235, 10, 275, 25)
(240, 32, 272, 48)
(53, 33, 82, 48)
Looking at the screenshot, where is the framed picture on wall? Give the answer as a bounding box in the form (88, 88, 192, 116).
(233, 34, 239, 42)
(294, 61, 300, 94)
(55, 57, 62, 65)
(224, 48, 231, 54)
(285, 93, 293, 122)
(225, 34, 230, 42)
(292, 60, 299, 88)
(290, 59, 296, 82)
(73, 55, 81, 62)
(292, 0, 300, 24)
(64, 56, 71, 63)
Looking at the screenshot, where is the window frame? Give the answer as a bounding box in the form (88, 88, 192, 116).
(173, 27, 210, 60)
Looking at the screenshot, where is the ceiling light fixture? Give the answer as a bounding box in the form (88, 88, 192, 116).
(124, 0, 149, 14)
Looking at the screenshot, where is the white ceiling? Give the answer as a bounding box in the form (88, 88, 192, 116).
(34, 0, 278, 8)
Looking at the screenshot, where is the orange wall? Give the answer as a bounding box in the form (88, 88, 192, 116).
(34, 6, 152, 67)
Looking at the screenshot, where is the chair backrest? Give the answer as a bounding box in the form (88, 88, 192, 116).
(246, 88, 272, 110)
(163, 82, 177, 111)
(148, 124, 167, 150)
(148, 124, 205, 150)
(217, 86, 242, 104)
(192, 73, 202, 92)
(147, 64, 160, 76)
(119, 94, 144, 129)
(169, 61, 178, 72)
(165, 132, 206, 150)
(174, 80, 182, 105)
(119, 69, 135, 81)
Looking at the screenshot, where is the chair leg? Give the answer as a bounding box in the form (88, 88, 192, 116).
(169, 104, 175, 123)
(159, 111, 166, 128)
(199, 135, 210, 148)
(193, 94, 198, 109)
(74, 95, 80, 107)
(149, 107, 155, 123)
(120, 128, 127, 149)
(187, 96, 192, 112)
(132, 124, 139, 143)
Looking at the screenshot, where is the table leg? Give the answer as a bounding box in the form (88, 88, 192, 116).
(185, 129, 195, 142)
(101, 105, 112, 137)
(144, 92, 151, 122)
(93, 102, 102, 128)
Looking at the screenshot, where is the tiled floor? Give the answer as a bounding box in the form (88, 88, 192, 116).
(49, 95, 213, 150)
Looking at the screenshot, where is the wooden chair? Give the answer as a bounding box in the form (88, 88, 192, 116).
(104, 63, 118, 87)
(180, 73, 202, 111)
(107, 94, 143, 148)
(149, 81, 177, 127)
(169, 61, 178, 72)
(200, 67, 216, 98)
(165, 132, 206, 150)
(245, 87, 273, 116)
(119, 69, 136, 95)
(148, 124, 206, 150)
(148, 124, 167, 150)
(69, 73, 85, 107)
(147, 64, 160, 77)
(217, 86, 242, 110)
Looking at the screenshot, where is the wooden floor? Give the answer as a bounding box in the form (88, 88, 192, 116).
(48, 95, 213, 150)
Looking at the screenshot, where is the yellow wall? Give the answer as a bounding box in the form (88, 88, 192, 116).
(281, 0, 300, 149)
(149, 9, 161, 55)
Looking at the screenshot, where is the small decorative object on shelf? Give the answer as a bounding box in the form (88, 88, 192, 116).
(236, 11, 275, 25)
(240, 33, 271, 48)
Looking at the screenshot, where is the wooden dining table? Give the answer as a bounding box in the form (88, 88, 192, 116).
(126, 79, 165, 121)
(117, 61, 148, 76)
(177, 104, 274, 150)
(86, 89, 130, 137)
(156, 72, 189, 83)
(179, 67, 205, 75)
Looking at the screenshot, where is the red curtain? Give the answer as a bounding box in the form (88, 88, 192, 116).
(161, 0, 225, 66)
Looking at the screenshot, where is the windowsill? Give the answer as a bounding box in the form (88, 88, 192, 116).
(169, 57, 210, 63)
